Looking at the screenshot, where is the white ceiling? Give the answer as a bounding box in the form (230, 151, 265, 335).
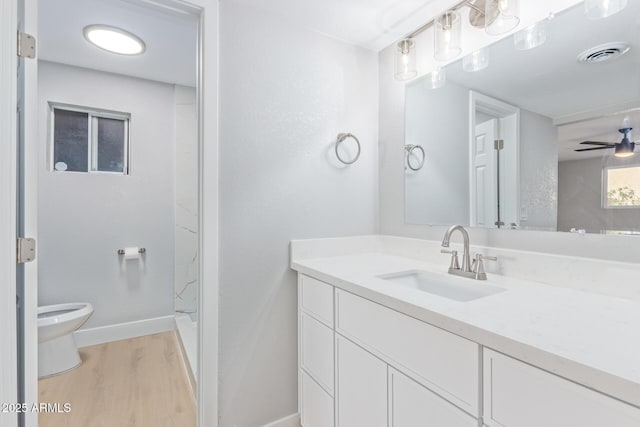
(223, 0, 450, 51)
(443, 2, 640, 161)
(38, 0, 198, 86)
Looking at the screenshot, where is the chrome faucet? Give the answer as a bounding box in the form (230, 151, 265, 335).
(441, 225, 497, 280)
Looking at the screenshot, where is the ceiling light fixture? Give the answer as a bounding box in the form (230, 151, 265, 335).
(585, 0, 627, 19)
(83, 25, 146, 55)
(434, 11, 462, 61)
(463, 48, 489, 72)
(615, 128, 635, 158)
(514, 19, 547, 50)
(394, 38, 418, 81)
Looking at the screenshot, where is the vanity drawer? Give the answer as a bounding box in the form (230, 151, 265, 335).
(389, 368, 476, 427)
(301, 312, 334, 395)
(300, 275, 334, 327)
(335, 289, 479, 415)
(483, 349, 640, 427)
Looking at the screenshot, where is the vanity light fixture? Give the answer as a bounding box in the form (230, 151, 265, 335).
(425, 67, 446, 89)
(83, 25, 146, 55)
(463, 48, 489, 72)
(485, 0, 520, 35)
(434, 11, 462, 61)
(514, 19, 547, 50)
(394, 38, 418, 81)
(585, 0, 627, 19)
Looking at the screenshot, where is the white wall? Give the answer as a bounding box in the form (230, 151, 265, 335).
(558, 157, 640, 233)
(519, 109, 558, 231)
(174, 85, 199, 316)
(378, 44, 640, 263)
(405, 80, 469, 225)
(38, 61, 175, 329)
(219, 2, 378, 426)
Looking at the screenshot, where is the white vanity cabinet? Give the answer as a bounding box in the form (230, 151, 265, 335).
(335, 335, 387, 427)
(483, 349, 640, 427)
(299, 275, 335, 427)
(297, 273, 640, 427)
(298, 274, 480, 427)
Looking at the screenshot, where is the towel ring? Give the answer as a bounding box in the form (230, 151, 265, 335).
(405, 144, 425, 171)
(335, 133, 361, 165)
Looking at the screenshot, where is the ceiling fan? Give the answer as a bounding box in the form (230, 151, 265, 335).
(575, 127, 636, 158)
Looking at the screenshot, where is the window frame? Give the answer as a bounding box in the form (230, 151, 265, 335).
(49, 102, 130, 175)
(602, 164, 640, 209)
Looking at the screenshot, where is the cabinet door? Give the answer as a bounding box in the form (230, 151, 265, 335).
(389, 368, 476, 427)
(483, 349, 640, 427)
(336, 335, 387, 427)
(301, 371, 334, 427)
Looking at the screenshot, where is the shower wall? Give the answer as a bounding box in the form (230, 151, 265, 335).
(174, 85, 199, 316)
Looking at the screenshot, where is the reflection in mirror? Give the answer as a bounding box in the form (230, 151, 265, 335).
(404, 1, 640, 235)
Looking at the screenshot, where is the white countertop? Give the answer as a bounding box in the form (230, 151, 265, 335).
(291, 249, 640, 408)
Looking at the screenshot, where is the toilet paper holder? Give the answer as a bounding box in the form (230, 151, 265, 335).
(117, 248, 146, 255)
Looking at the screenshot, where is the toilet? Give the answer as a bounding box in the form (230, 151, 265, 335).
(37, 303, 94, 378)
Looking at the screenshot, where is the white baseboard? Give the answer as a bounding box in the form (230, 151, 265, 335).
(74, 315, 176, 348)
(261, 413, 300, 427)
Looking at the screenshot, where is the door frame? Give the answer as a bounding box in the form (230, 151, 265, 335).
(0, 0, 19, 425)
(469, 91, 520, 228)
(10, 0, 220, 426)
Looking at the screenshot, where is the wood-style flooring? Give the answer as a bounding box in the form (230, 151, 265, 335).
(38, 331, 195, 427)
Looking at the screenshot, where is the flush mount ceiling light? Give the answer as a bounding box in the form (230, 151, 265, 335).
(83, 25, 146, 55)
(585, 0, 627, 19)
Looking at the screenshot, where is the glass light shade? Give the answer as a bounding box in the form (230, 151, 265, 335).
(486, 0, 520, 35)
(83, 25, 145, 55)
(585, 0, 627, 19)
(434, 11, 462, 61)
(514, 20, 547, 50)
(425, 67, 446, 89)
(394, 39, 418, 81)
(463, 48, 489, 72)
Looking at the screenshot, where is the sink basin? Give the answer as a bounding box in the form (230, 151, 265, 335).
(378, 270, 505, 302)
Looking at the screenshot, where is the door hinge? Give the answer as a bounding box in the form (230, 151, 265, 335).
(17, 238, 36, 263)
(17, 31, 36, 59)
(494, 139, 504, 150)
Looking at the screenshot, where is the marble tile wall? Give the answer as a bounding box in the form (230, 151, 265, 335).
(175, 85, 199, 317)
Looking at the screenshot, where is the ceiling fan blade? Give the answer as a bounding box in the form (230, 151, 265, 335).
(574, 146, 612, 152)
(579, 141, 615, 146)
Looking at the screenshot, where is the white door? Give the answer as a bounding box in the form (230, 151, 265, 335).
(472, 119, 498, 228)
(335, 335, 387, 427)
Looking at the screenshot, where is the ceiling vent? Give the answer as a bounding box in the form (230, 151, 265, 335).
(578, 42, 630, 63)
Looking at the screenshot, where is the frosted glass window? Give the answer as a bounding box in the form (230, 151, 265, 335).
(51, 105, 129, 174)
(53, 110, 89, 172)
(604, 166, 640, 208)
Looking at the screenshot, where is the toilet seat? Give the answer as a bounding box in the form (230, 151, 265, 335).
(38, 303, 93, 327)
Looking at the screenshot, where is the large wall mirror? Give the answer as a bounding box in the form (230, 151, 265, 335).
(404, 1, 640, 235)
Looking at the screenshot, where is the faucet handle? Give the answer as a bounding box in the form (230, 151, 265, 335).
(441, 249, 460, 270)
(472, 253, 497, 280)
